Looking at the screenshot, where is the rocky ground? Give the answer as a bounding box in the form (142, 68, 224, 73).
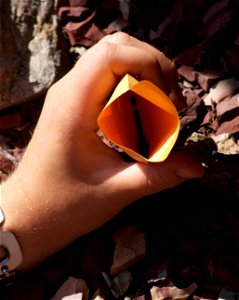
(1, 0, 239, 299)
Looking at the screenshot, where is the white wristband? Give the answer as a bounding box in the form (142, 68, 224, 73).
(0, 207, 23, 280)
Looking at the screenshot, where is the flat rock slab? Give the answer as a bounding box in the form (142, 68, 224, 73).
(0, 0, 70, 111)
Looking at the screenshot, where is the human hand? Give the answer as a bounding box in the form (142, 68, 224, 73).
(1, 32, 204, 271)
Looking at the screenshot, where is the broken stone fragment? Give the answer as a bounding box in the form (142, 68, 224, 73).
(63, 10, 97, 46)
(173, 43, 206, 66)
(150, 282, 198, 300)
(211, 133, 239, 155)
(57, 6, 90, 22)
(203, 78, 239, 105)
(110, 225, 146, 276)
(177, 65, 197, 83)
(199, 0, 233, 40)
(180, 88, 203, 128)
(216, 94, 239, 121)
(196, 70, 225, 92)
(216, 115, 239, 136)
(51, 276, 89, 300)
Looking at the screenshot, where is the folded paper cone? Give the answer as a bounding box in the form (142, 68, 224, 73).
(97, 74, 180, 163)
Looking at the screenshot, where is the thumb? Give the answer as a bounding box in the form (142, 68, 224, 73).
(120, 152, 204, 198)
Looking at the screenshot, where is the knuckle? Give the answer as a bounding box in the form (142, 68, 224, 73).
(101, 31, 131, 44)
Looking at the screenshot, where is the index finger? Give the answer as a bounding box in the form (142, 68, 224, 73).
(101, 33, 185, 110)
(46, 34, 168, 130)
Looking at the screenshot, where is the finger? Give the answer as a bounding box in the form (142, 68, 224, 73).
(99, 33, 171, 94)
(45, 39, 167, 130)
(101, 32, 185, 110)
(116, 151, 204, 198)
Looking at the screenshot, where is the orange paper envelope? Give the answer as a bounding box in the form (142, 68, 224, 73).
(97, 74, 180, 163)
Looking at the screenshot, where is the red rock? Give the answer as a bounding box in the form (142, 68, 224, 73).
(180, 89, 203, 128)
(216, 94, 239, 119)
(51, 277, 88, 300)
(133, 296, 146, 300)
(110, 225, 146, 276)
(82, 23, 107, 46)
(0, 155, 15, 174)
(170, 0, 205, 22)
(196, 70, 225, 92)
(56, 0, 88, 8)
(0, 111, 22, 130)
(63, 10, 97, 46)
(225, 47, 239, 76)
(149, 16, 172, 41)
(199, 0, 233, 40)
(202, 0, 230, 23)
(194, 88, 205, 97)
(58, 6, 89, 21)
(173, 43, 206, 66)
(69, 0, 88, 6)
(216, 115, 239, 135)
(177, 65, 197, 82)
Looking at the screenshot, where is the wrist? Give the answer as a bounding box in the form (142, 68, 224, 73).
(1, 184, 23, 280)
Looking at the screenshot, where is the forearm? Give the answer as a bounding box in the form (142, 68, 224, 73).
(1, 172, 66, 272)
(0, 165, 134, 272)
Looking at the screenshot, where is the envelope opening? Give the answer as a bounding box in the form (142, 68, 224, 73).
(97, 91, 179, 160)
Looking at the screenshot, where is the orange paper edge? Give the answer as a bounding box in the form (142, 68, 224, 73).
(97, 74, 180, 163)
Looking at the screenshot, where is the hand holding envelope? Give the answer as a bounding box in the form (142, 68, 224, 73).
(97, 74, 180, 163)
